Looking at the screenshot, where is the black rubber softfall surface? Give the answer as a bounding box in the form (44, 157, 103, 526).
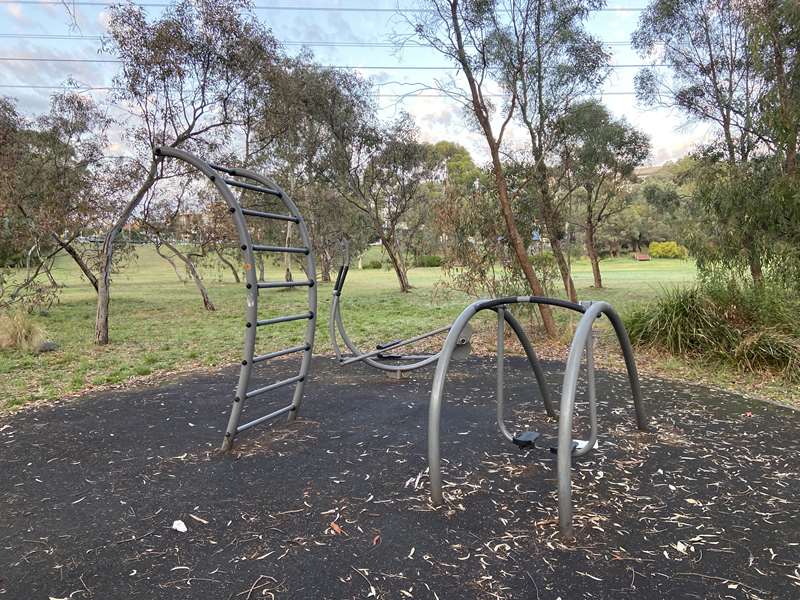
(1, 357, 799, 599)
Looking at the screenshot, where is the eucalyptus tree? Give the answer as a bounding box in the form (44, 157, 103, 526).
(633, 0, 762, 165)
(94, 0, 280, 344)
(278, 65, 438, 293)
(745, 0, 799, 175)
(633, 0, 799, 284)
(558, 100, 651, 288)
(0, 93, 122, 309)
(500, 0, 610, 302)
(410, 0, 563, 334)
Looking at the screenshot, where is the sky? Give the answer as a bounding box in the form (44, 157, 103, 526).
(0, 0, 711, 166)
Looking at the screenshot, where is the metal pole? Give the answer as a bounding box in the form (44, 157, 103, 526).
(496, 307, 513, 442)
(339, 324, 452, 365)
(499, 309, 555, 418)
(154, 147, 259, 452)
(604, 307, 650, 431)
(573, 330, 598, 458)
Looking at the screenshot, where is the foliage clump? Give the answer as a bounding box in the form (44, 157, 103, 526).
(649, 241, 688, 259)
(625, 282, 800, 380)
(414, 255, 443, 268)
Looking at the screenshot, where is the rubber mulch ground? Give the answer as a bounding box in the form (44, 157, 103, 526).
(1, 356, 799, 599)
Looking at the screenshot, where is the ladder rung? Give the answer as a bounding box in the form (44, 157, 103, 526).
(252, 244, 309, 255)
(251, 344, 309, 364)
(241, 207, 299, 223)
(224, 178, 282, 197)
(257, 280, 314, 289)
(245, 374, 304, 399)
(257, 312, 314, 327)
(236, 404, 294, 433)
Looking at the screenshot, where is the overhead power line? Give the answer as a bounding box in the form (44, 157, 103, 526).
(0, 83, 640, 96)
(0, 1, 646, 12)
(0, 33, 641, 47)
(0, 56, 664, 68)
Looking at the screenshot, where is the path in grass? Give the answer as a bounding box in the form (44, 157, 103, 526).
(0, 247, 696, 408)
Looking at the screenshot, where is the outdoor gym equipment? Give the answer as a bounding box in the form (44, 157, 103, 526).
(329, 253, 551, 399)
(148, 148, 648, 538)
(154, 147, 317, 451)
(427, 297, 650, 538)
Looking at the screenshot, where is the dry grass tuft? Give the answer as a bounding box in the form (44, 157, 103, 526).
(0, 311, 46, 352)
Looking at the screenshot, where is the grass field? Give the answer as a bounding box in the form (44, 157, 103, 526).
(0, 247, 699, 409)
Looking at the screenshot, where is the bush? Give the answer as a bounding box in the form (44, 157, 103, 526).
(0, 311, 46, 352)
(363, 259, 383, 270)
(649, 241, 689, 259)
(414, 255, 443, 268)
(624, 282, 800, 380)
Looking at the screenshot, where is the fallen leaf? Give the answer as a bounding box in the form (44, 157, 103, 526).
(330, 521, 343, 535)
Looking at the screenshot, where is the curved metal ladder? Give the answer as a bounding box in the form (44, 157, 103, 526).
(155, 147, 317, 452)
(427, 296, 650, 538)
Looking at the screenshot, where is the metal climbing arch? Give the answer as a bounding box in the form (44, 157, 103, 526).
(155, 147, 317, 451)
(426, 296, 650, 538)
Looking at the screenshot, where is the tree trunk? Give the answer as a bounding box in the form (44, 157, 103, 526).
(746, 242, 764, 285)
(215, 249, 241, 283)
(161, 239, 216, 311)
(256, 254, 266, 281)
(53, 235, 98, 292)
(533, 167, 577, 303)
(284, 222, 293, 281)
(585, 220, 602, 288)
(444, 0, 555, 336)
(490, 149, 558, 336)
(382, 237, 411, 293)
(95, 158, 160, 345)
(319, 251, 332, 283)
(155, 243, 187, 282)
(549, 237, 578, 302)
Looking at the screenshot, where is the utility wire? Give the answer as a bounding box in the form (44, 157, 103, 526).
(0, 1, 646, 12)
(0, 33, 642, 46)
(0, 56, 664, 68)
(0, 83, 639, 95)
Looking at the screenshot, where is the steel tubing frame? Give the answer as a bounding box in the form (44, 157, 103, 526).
(427, 296, 649, 537)
(155, 147, 317, 452)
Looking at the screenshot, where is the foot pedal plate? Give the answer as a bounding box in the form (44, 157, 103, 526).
(512, 431, 541, 448)
(536, 437, 579, 454)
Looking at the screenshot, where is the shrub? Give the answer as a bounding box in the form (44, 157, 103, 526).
(363, 259, 383, 270)
(0, 311, 46, 352)
(649, 241, 689, 259)
(414, 255, 443, 268)
(624, 282, 800, 380)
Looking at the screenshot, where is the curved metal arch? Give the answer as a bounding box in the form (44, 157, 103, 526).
(555, 301, 648, 536)
(154, 147, 317, 451)
(427, 296, 649, 538)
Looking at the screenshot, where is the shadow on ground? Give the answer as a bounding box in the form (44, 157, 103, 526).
(1, 357, 799, 599)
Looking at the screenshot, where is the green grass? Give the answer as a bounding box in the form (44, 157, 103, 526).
(0, 249, 696, 409)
